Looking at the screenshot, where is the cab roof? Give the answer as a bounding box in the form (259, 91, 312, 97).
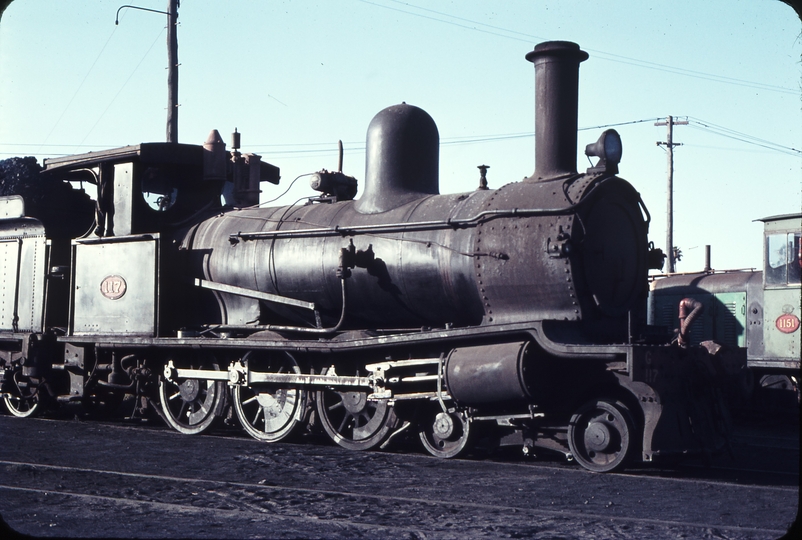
(42, 143, 202, 172)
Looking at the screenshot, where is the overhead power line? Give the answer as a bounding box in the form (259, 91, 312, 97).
(77, 27, 166, 149)
(4, 117, 800, 159)
(585, 50, 796, 94)
(36, 25, 120, 155)
(358, 0, 547, 44)
(579, 118, 662, 131)
(360, 0, 798, 95)
(687, 117, 802, 156)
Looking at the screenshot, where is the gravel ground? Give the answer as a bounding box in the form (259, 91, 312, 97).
(0, 413, 798, 539)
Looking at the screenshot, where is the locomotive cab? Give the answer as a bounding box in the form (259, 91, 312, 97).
(43, 143, 213, 236)
(757, 213, 801, 370)
(41, 133, 279, 237)
(35, 138, 282, 338)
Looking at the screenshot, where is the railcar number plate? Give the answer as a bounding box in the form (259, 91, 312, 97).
(775, 313, 800, 334)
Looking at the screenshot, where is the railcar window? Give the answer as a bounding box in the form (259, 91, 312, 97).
(766, 232, 801, 286)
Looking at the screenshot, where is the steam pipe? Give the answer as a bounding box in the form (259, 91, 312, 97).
(678, 297, 703, 348)
(229, 183, 644, 242)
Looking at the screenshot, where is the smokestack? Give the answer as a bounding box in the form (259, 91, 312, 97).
(525, 41, 588, 181)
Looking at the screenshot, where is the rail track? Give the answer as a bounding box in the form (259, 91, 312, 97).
(0, 415, 797, 539)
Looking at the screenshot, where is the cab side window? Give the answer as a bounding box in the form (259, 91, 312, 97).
(141, 167, 178, 212)
(766, 232, 801, 286)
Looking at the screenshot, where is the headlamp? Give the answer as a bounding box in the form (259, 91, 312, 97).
(584, 129, 622, 174)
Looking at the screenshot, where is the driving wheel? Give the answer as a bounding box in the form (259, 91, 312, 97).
(159, 356, 224, 435)
(233, 351, 308, 442)
(315, 368, 397, 451)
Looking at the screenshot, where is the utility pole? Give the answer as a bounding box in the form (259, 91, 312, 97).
(656, 115, 688, 273)
(116, 1, 179, 143)
(166, 0, 179, 143)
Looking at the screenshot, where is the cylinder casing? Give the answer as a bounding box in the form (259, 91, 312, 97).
(445, 342, 533, 404)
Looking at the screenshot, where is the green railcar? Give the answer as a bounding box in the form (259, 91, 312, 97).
(649, 214, 801, 403)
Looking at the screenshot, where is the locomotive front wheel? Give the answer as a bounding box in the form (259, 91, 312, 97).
(418, 408, 472, 459)
(3, 372, 43, 418)
(315, 368, 397, 451)
(158, 357, 224, 435)
(233, 352, 308, 442)
(567, 399, 635, 473)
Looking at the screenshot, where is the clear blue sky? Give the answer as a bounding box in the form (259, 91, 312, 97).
(1, 0, 800, 272)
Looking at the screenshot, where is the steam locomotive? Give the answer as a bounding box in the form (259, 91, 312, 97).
(0, 41, 728, 472)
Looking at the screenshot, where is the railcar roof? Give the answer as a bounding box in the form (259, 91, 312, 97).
(755, 213, 802, 223)
(650, 270, 762, 293)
